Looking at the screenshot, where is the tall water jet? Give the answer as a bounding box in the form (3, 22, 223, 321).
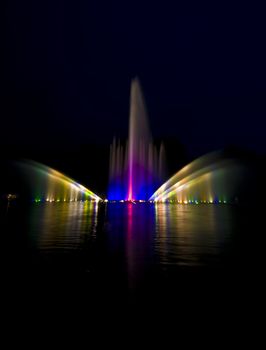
(108, 137, 126, 200)
(128, 78, 152, 200)
(108, 78, 165, 200)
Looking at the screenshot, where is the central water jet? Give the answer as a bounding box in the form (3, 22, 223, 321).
(108, 78, 165, 200)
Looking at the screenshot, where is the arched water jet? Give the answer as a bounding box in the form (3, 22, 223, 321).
(150, 151, 248, 203)
(16, 160, 102, 202)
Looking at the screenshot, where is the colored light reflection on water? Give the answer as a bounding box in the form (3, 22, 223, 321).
(2, 201, 244, 288)
(2, 198, 265, 309)
(153, 203, 231, 266)
(29, 201, 99, 251)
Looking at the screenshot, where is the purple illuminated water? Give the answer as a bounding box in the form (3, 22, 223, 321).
(108, 78, 165, 200)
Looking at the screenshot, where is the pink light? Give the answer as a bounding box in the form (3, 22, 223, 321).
(127, 180, 133, 201)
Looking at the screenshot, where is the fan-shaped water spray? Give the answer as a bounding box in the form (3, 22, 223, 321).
(150, 151, 248, 203)
(16, 160, 102, 202)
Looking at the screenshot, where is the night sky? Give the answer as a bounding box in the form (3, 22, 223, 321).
(2, 1, 266, 158)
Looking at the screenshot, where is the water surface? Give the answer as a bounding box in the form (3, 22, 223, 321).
(1, 201, 264, 306)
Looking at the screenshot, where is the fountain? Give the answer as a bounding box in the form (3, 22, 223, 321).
(16, 160, 102, 202)
(14, 80, 250, 205)
(149, 151, 248, 204)
(108, 78, 165, 200)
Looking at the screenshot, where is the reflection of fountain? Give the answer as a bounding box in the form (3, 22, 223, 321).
(28, 201, 99, 268)
(154, 203, 233, 266)
(108, 78, 165, 200)
(150, 151, 247, 203)
(17, 160, 102, 202)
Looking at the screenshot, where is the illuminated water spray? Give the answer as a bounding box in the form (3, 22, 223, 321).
(17, 160, 102, 202)
(108, 78, 165, 200)
(14, 80, 249, 205)
(150, 151, 247, 203)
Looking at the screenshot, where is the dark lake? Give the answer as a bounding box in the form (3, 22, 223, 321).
(1, 201, 265, 311)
